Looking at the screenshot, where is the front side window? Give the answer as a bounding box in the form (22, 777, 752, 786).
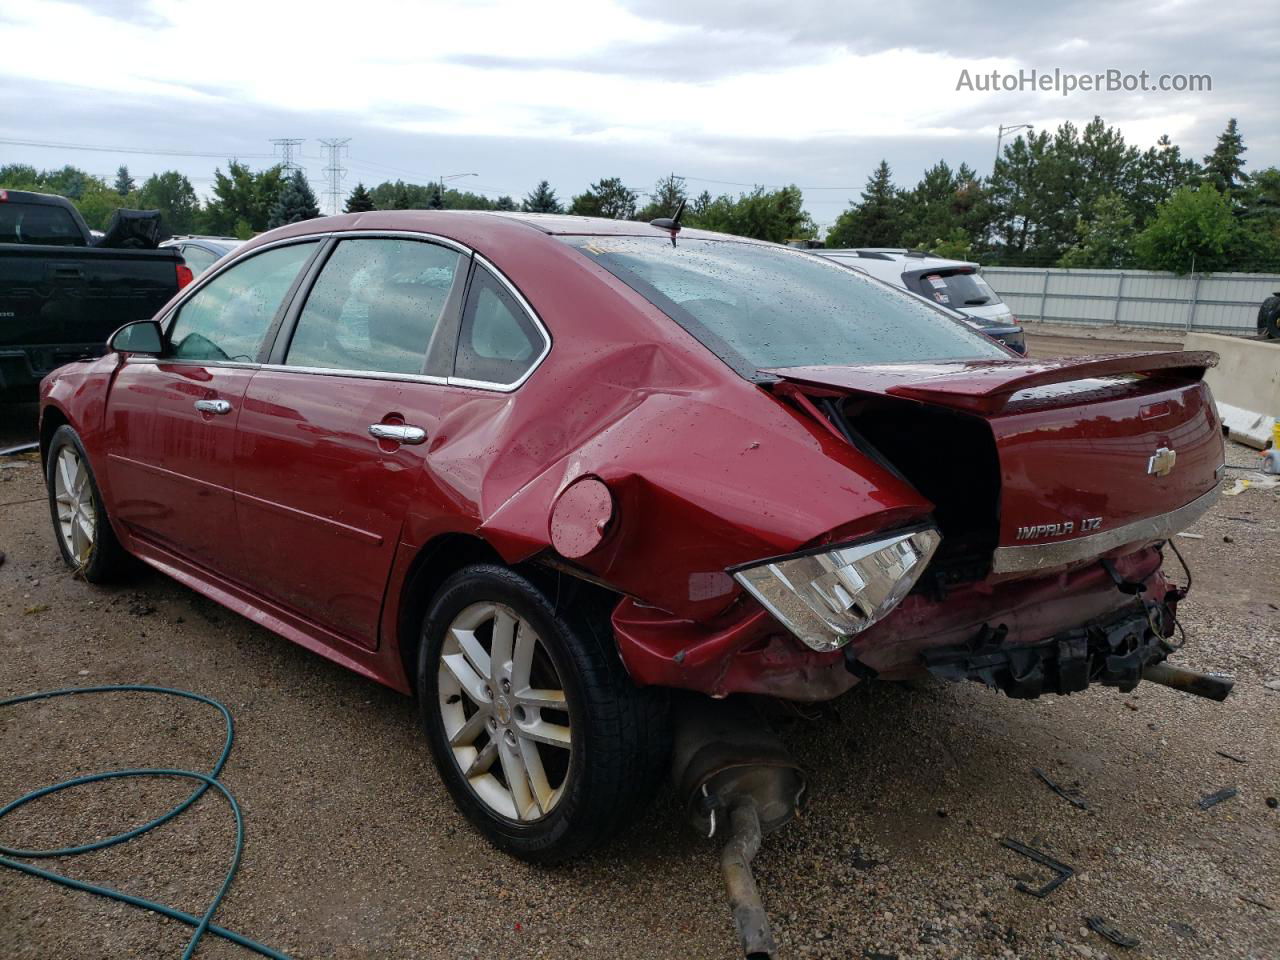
(168, 241, 318, 362)
(453, 265, 544, 386)
(561, 236, 1007, 376)
(286, 237, 462, 376)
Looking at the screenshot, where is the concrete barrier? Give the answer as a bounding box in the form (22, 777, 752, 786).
(1185, 332, 1280, 448)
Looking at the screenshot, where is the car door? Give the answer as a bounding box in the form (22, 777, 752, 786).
(105, 239, 321, 576)
(232, 234, 472, 647)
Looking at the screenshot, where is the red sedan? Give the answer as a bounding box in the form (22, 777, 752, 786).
(39, 211, 1225, 865)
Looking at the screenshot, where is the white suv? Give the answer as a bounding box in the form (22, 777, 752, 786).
(818, 248, 1026, 354)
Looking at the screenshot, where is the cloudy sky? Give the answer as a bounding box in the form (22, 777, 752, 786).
(1, 0, 1276, 226)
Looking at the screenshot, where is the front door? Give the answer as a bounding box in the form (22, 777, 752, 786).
(232, 235, 468, 646)
(105, 240, 320, 576)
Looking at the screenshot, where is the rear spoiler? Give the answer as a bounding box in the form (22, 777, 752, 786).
(766, 351, 1218, 416)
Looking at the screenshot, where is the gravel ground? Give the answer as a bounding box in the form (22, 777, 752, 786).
(2, 348, 1278, 959)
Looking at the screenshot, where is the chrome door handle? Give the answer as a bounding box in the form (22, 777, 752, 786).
(369, 423, 427, 445)
(194, 399, 232, 415)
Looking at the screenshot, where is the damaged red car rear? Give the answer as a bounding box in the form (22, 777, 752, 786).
(39, 212, 1226, 874)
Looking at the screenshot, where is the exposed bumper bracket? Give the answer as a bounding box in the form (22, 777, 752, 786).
(922, 604, 1171, 699)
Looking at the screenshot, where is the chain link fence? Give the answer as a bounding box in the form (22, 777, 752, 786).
(980, 267, 1279, 335)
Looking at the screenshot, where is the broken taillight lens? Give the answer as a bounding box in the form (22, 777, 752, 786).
(732, 527, 941, 652)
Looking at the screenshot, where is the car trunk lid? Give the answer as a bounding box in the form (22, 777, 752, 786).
(765, 352, 1225, 574)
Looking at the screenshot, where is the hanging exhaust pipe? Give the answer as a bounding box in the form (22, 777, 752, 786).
(670, 695, 806, 960)
(1143, 661, 1234, 702)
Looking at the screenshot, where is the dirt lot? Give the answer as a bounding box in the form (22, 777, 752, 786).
(2, 335, 1278, 959)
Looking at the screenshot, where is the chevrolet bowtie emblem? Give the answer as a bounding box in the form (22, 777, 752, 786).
(1147, 446, 1177, 477)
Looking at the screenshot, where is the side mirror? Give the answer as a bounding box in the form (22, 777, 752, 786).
(109, 320, 164, 356)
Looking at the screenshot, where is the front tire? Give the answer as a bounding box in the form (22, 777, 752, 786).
(45, 425, 131, 583)
(417, 564, 668, 864)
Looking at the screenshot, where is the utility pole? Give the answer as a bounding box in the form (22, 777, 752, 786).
(319, 137, 351, 215)
(269, 138, 305, 173)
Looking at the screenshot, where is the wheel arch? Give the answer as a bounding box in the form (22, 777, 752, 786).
(39, 404, 70, 467)
(393, 533, 625, 693)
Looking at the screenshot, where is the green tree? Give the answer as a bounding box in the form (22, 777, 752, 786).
(1132, 134, 1200, 228)
(826, 161, 904, 248)
(1202, 118, 1248, 201)
(1233, 166, 1280, 272)
(202, 162, 285, 234)
(75, 186, 131, 231)
(1059, 194, 1136, 268)
(0, 164, 41, 189)
(494, 195, 517, 211)
(113, 165, 135, 197)
(137, 171, 200, 236)
(522, 180, 562, 213)
(568, 177, 637, 219)
(636, 174, 687, 221)
(40, 165, 92, 200)
(426, 183, 444, 210)
(267, 169, 321, 229)
(344, 182, 375, 213)
(1133, 184, 1236, 273)
(692, 185, 814, 243)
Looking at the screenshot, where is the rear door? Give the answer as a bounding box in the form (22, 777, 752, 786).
(105, 240, 320, 575)
(232, 234, 470, 646)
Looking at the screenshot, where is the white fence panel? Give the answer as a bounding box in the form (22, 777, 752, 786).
(980, 267, 1279, 335)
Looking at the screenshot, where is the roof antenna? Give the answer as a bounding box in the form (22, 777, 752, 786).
(649, 198, 686, 246)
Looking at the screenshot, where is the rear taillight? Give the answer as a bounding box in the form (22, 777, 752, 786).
(0, 189, 8, 202)
(176, 263, 194, 289)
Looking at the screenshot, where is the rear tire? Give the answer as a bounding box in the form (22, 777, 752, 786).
(1259, 294, 1280, 339)
(45, 425, 131, 583)
(417, 563, 669, 864)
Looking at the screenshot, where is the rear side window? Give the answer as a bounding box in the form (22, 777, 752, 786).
(453, 266, 544, 386)
(180, 245, 219, 276)
(910, 270, 1002, 308)
(286, 237, 462, 376)
(0, 202, 81, 245)
(168, 241, 318, 362)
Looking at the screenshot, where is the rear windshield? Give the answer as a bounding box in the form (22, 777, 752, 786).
(561, 236, 1005, 375)
(0, 201, 82, 246)
(909, 270, 1002, 309)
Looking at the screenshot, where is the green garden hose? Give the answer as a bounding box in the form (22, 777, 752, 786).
(0, 685, 291, 959)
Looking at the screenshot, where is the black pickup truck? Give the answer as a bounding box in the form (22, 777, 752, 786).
(0, 189, 190, 400)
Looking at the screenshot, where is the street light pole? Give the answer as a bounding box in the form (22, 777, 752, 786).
(995, 123, 1034, 167)
(438, 172, 478, 207)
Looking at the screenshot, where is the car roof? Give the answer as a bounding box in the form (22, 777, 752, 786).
(240, 209, 767, 254)
(821, 248, 979, 273)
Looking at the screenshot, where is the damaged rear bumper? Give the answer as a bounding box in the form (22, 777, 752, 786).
(921, 603, 1173, 699)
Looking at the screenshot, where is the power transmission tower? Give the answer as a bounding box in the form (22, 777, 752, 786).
(269, 138, 305, 172)
(319, 137, 351, 215)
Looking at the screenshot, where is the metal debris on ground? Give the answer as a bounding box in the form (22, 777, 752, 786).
(999, 838, 1074, 899)
(1198, 787, 1239, 810)
(1175, 532, 1204, 539)
(1086, 915, 1140, 948)
(0, 441, 39, 457)
(1032, 767, 1089, 809)
(1214, 751, 1248, 763)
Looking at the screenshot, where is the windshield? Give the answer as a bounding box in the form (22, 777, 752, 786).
(909, 270, 1003, 309)
(561, 236, 1006, 375)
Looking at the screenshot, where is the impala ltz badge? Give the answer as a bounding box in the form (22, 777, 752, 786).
(1015, 517, 1103, 540)
(1147, 446, 1177, 477)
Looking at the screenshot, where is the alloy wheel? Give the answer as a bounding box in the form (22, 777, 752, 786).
(436, 602, 573, 821)
(53, 446, 95, 567)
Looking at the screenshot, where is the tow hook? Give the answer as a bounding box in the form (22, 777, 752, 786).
(670, 696, 806, 960)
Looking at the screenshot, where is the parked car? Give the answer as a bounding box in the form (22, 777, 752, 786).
(0, 189, 191, 400)
(40, 211, 1225, 865)
(819, 248, 1027, 354)
(159, 235, 243, 277)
